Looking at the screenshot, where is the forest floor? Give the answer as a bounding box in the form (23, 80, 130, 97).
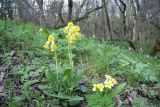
(0, 20, 160, 107)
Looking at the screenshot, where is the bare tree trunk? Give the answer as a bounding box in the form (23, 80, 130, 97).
(102, 9, 106, 37)
(68, 0, 73, 21)
(102, 0, 112, 40)
(134, 0, 142, 41)
(150, 39, 160, 58)
(17, 0, 33, 22)
(94, 22, 98, 37)
(125, 0, 139, 51)
(36, 0, 47, 27)
(131, 0, 137, 42)
(114, 0, 127, 39)
(5, 0, 7, 29)
(58, 0, 65, 25)
(17, 0, 25, 22)
(115, 0, 137, 51)
(7, 0, 13, 20)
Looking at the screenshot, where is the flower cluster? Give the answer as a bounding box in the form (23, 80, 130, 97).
(92, 75, 117, 92)
(63, 22, 81, 44)
(43, 35, 57, 52)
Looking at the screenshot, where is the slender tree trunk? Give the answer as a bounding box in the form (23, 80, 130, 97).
(114, 0, 127, 39)
(4, 0, 7, 29)
(7, 0, 13, 20)
(58, 0, 65, 25)
(131, 0, 137, 42)
(94, 22, 98, 37)
(122, 13, 127, 39)
(68, 0, 73, 21)
(102, 0, 112, 40)
(102, 9, 106, 38)
(0, 0, 4, 18)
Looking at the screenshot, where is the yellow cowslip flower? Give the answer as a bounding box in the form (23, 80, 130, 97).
(105, 75, 112, 79)
(75, 32, 81, 38)
(66, 34, 77, 44)
(104, 81, 112, 89)
(92, 84, 97, 91)
(68, 36, 77, 44)
(43, 44, 49, 49)
(97, 83, 104, 92)
(66, 35, 70, 40)
(48, 35, 54, 42)
(66, 33, 73, 39)
(50, 44, 57, 52)
(73, 26, 80, 32)
(63, 27, 68, 33)
(68, 22, 73, 28)
(64, 22, 81, 44)
(45, 41, 50, 45)
(111, 78, 117, 85)
(69, 39, 76, 44)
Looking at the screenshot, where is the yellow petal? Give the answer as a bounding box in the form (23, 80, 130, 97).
(105, 75, 112, 79)
(92, 84, 97, 91)
(68, 22, 74, 28)
(75, 32, 81, 38)
(50, 44, 57, 52)
(43, 44, 49, 49)
(104, 81, 112, 89)
(51, 44, 57, 50)
(66, 35, 70, 39)
(97, 83, 104, 92)
(48, 35, 54, 42)
(45, 41, 50, 45)
(68, 36, 77, 44)
(111, 78, 117, 85)
(69, 40, 75, 44)
(63, 28, 68, 33)
(73, 26, 80, 32)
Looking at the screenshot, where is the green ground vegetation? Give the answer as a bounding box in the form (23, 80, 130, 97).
(0, 20, 160, 107)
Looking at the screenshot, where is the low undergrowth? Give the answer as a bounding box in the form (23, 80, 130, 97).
(0, 20, 160, 107)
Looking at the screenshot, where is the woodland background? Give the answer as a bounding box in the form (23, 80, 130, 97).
(0, 0, 160, 107)
(0, 0, 160, 52)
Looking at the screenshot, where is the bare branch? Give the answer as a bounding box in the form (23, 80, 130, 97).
(114, 0, 126, 13)
(114, 0, 123, 13)
(54, 4, 105, 29)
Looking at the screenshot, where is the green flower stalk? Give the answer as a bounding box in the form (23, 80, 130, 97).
(43, 35, 58, 79)
(64, 22, 81, 69)
(68, 43, 73, 70)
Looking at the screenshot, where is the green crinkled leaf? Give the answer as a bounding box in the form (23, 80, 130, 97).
(131, 97, 148, 107)
(68, 95, 83, 106)
(38, 85, 52, 96)
(45, 69, 59, 90)
(63, 68, 73, 82)
(72, 69, 84, 88)
(68, 95, 83, 101)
